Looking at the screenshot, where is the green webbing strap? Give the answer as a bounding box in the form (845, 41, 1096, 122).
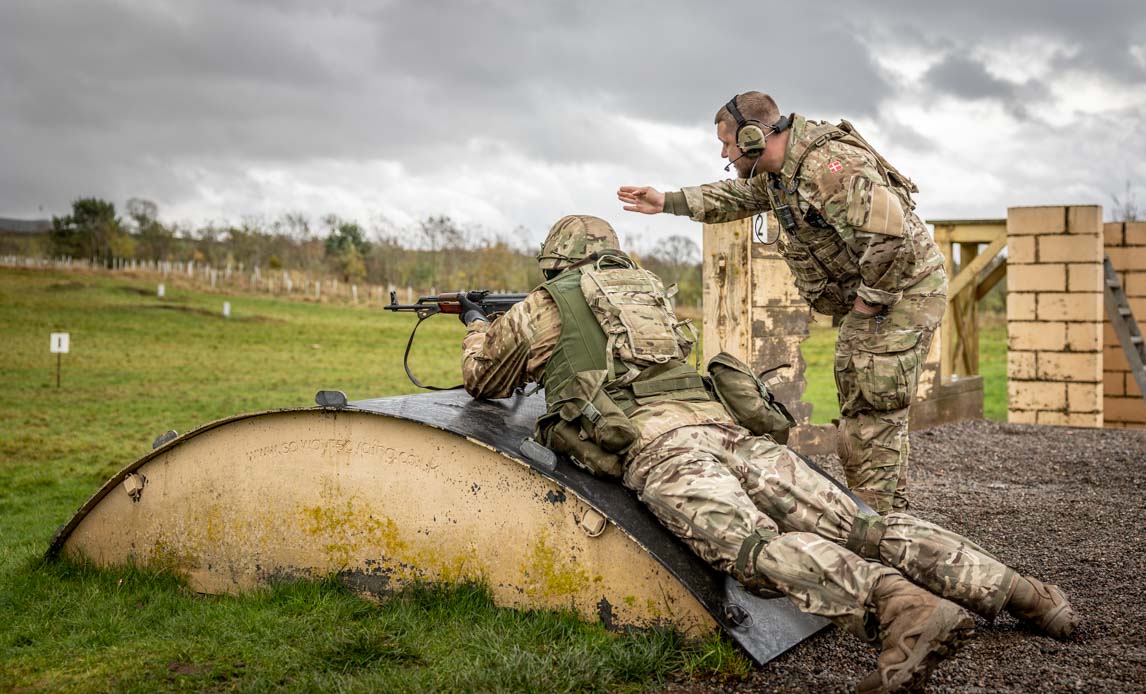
(630, 373, 705, 396)
(735, 529, 779, 577)
(845, 512, 887, 560)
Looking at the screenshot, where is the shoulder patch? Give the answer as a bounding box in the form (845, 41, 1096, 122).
(828, 161, 843, 173)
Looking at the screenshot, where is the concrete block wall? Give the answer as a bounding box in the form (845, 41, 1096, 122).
(1006, 206, 1104, 427)
(1102, 221, 1146, 428)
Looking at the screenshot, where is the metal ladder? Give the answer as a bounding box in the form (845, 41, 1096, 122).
(1103, 254, 1146, 401)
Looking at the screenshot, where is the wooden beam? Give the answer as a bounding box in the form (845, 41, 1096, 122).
(956, 293, 978, 374)
(975, 256, 1007, 301)
(949, 295, 967, 373)
(932, 224, 1007, 244)
(928, 218, 1007, 227)
(939, 240, 956, 381)
(956, 242, 980, 376)
(947, 235, 1007, 298)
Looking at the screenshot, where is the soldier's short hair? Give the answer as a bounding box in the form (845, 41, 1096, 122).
(714, 91, 781, 129)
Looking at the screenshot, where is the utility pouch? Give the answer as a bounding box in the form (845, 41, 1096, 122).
(706, 352, 796, 444)
(536, 417, 625, 479)
(556, 370, 639, 454)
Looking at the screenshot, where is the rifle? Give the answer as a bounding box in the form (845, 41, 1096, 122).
(384, 290, 528, 390)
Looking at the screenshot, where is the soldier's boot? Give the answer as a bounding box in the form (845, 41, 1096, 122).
(1003, 574, 1078, 639)
(856, 575, 975, 694)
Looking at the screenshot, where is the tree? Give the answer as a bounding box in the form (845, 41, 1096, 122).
(1111, 181, 1140, 222)
(126, 198, 157, 224)
(50, 197, 121, 263)
(648, 235, 700, 284)
(126, 197, 175, 260)
(323, 216, 371, 283)
(323, 216, 370, 257)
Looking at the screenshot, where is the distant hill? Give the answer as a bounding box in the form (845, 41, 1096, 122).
(0, 217, 51, 235)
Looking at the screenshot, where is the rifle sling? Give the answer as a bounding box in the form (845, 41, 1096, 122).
(403, 313, 464, 391)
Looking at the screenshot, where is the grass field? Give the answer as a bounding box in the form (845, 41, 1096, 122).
(802, 318, 1008, 424)
(0, 268, 751, 692)
(0, 267, 1007, 690)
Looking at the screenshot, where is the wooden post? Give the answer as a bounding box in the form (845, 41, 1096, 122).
(955, 242, 980, 376)
(931, 219, 1007, 381)
(939, 237, 956, 380)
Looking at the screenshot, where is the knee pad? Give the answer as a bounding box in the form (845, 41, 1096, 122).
(735, 529, 779, 577)
(845, 511, 887, 560)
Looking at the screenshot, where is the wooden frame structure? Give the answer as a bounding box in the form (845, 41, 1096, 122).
(930, 219, 1008, 379)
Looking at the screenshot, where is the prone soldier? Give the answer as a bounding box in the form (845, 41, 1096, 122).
(459, 214, 1076, 694)
(618, 92, 946, 515)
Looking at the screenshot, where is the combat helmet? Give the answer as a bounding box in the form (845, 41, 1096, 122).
(537, 215, 621, 271)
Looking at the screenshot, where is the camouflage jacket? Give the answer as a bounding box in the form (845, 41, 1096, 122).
(462, 290, 733, 454)
(667, 114, 946, 314)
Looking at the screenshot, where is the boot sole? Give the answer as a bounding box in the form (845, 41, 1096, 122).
(882, 604, 976, 693)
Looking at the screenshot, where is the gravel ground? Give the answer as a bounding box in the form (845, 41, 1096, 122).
(668, 420, 1146, 693)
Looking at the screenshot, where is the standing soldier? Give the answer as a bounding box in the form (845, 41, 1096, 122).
(618, 91, 946, 515)
(459, 214, 1076, 694)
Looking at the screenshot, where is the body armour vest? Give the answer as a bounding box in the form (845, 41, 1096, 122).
(534, 252, 731, 475)
(764, 117, 919, 317)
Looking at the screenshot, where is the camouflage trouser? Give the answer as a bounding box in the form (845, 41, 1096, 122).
(835, 277, 947, 514)
(624, 424, 1012, 636)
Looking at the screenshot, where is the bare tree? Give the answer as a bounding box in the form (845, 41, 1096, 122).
(1111, 181, 1140, 222)
(651, 235, 701, 267)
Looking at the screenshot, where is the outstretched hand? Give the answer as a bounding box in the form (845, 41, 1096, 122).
(617, 186, 665, 215)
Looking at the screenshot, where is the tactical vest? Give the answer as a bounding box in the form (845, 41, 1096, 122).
(764, 117, 918, 316)
(534, 251, 714, 476)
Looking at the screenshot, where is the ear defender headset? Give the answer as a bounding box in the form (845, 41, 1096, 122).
(725, 94, 792, 158)
(724, 94, 793, 245)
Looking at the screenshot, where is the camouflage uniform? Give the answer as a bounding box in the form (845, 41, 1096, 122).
(462, 277, 1016, 639)
(662, 113, 948, 513)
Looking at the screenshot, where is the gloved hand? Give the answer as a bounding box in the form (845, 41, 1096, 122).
(458, 291, 488, 325)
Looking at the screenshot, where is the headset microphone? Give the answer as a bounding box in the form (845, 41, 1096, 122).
(724, 153, 747, 172)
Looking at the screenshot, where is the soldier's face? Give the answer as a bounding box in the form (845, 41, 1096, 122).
(717, 121, 754, 179)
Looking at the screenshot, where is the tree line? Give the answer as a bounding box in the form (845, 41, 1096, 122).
(41, 197, 702, 304)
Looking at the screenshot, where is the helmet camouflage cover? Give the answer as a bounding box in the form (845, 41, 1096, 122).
(537, 215, 621, 270)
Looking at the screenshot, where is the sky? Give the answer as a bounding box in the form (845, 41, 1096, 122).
(2, 0, 1144, 250)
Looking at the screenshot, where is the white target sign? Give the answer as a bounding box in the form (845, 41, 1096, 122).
(50, 332, 70, 354)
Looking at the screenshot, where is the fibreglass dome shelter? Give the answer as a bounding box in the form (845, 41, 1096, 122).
(48, 389, 837, 665)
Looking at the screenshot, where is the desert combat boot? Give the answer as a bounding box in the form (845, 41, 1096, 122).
(1004, 574, 1079, 638)
(856, 575, 976, 694)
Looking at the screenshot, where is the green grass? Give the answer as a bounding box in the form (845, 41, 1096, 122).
(980, 319, 1008, 421)
(0, 268, 751, 692)
(0, 267, 1008, 690)
(800, 320, 1008, 424)
(800, 323, 840, 424)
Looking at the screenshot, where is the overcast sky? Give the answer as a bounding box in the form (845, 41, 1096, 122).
(2, 0, 1144, 249)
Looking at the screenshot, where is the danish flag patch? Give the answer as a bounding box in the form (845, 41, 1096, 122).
(828, 160, 843, 173)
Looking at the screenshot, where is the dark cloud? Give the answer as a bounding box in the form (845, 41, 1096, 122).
(922, 55, 1052, 121)
(925, 56, 1017, 101)
(879, 120, 936, 154)
(0, 0, 1142, 233)
(874, 0, 1146, 86)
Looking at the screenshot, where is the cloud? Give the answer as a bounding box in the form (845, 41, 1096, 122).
(922, 54, 1052, 121)
(924, 56, 1020, 102)
(1, 0, 1144, 245)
